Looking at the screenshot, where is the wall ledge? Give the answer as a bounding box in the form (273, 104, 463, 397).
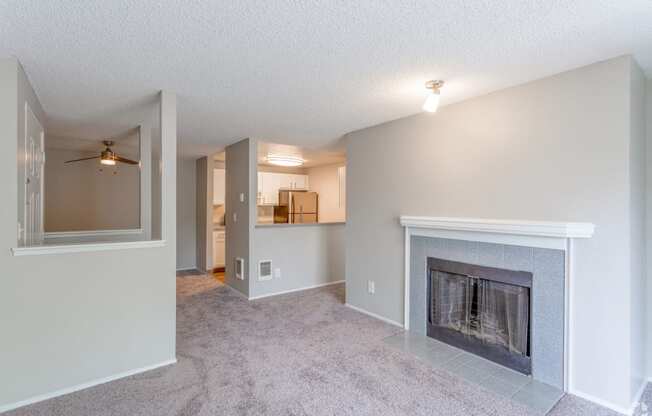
(44, 228, 143, 239)
(11, 240, 166, 256)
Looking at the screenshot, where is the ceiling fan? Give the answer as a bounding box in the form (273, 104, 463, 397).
(64, 140, 139, 166)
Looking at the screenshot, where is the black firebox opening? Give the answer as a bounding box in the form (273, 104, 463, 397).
(427, 257, 533, 375)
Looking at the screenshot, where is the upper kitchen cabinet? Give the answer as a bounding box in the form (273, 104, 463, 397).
(257, 172, 309, 205)
(213, 168, 225, 205)
(289, 174, 309, 190)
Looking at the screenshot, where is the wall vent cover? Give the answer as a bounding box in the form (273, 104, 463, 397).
(258, 260, 273, 281)
(235, 257, 245, 280)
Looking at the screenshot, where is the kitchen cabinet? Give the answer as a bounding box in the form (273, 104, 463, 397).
(213, 168, 225, 205)
(257, 172, 309, 205)
(290, 174, 309, 190)
(213, 230, 225, 267)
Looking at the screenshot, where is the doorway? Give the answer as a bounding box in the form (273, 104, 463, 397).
(212, 152, 226, 282)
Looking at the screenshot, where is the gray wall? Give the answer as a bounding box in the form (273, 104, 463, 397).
(177, 156, 196, 270)
(251, 224, 345, 298)
(194, 157, 210, 271)
(629, 61, 647, 401)
(225, 138, 256, 296)
(0, 58, 177, 410)
(44, 148, 140, 231)
(344, 56, 643, 410)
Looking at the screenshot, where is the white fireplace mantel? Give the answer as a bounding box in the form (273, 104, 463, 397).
(400, 215, 595, 393)
(400, 216, 594, 239)
(400, 216, 594, 251)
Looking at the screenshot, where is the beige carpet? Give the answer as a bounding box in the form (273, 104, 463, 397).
(6, 275, 648, 415)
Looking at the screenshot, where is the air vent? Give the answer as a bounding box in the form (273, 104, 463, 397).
(258, 260, 273, 281)
(235, 257, 245, 280)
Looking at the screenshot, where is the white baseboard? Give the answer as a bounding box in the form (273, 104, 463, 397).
(176, 267, 198, 272)
(569, 381, 649, 416)
(223, 283, 249, 299)
(345, 303, 404, 328)
(628, 379, 649, 415)
(568, 389, 630, 415)
(0, 358, 177, 413)
(248, 280, 345, 300)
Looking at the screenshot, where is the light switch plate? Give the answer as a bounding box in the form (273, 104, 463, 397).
(368, 280, 375, 294)
(274, 268, 281, 278)
(239, 193, 245, 202)
(233, 212, 237, 222)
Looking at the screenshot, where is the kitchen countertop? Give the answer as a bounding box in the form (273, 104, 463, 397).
(255, 222, 345, 228)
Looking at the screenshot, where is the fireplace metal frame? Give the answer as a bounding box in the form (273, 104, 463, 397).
(426, 257, 533, 375)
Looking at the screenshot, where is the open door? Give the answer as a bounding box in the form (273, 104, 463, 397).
(23, 102, 45, 246)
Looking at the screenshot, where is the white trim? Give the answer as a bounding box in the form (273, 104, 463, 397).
(176, 267, 198, 272)
(628, 380, 649, 415)
(404, 226, 411, 330)
(345, 303, 404, 328)
(249, 280, 345, 300)
(44, 229, 143, 239)
(400, 216, 595, 239)
(569, 387, 640, 416)
(564, 239, 572, 393)
(0, 358, 176, 413)
(224, 284, 249, 300)
(235, 257, 245, 280)
(11, 240, 166, 256)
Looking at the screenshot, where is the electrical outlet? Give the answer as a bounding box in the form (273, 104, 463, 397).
(233, 212, 237, 222)
(367, 280, 375, 294)
(239, 193, 245, 202)
(274, 268, 281, 278)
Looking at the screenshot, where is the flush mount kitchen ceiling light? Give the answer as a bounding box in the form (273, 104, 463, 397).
(423, 80, 444, 113)
(267, 154, 304, 167)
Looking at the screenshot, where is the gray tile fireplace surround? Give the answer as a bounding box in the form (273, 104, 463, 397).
(409, 236, 565, 389)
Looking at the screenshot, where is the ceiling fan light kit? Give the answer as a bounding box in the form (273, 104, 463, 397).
(64, 140, 139, 166)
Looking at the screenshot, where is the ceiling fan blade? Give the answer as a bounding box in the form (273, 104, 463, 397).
(114, 155, 139, 165)
(64, 156, 100, 164)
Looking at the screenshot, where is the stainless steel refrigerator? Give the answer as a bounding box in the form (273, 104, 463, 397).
(274, 190, 318, 223)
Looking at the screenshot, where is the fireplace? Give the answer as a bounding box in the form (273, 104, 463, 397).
(427, 257, 533, 375)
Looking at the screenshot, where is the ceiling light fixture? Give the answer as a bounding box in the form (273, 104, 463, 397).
(423, 80, 444, 113)
(100, 149, 117, 165)
(267, 154, 304, 167)
(100, 158, 116, 166)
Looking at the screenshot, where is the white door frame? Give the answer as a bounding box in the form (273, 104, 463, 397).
(23, 102, 45, 246)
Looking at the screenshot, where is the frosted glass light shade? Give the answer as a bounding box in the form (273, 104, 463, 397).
(422, 91, 441, 113)
(267, 154, 304, 167)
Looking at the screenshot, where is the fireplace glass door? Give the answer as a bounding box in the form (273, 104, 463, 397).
(427, 259, 532, 374)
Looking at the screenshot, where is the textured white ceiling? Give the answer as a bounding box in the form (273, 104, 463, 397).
(2, 1, 651, 157)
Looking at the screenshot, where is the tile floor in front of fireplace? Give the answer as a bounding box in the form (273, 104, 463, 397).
(384, 332, 563, 415)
